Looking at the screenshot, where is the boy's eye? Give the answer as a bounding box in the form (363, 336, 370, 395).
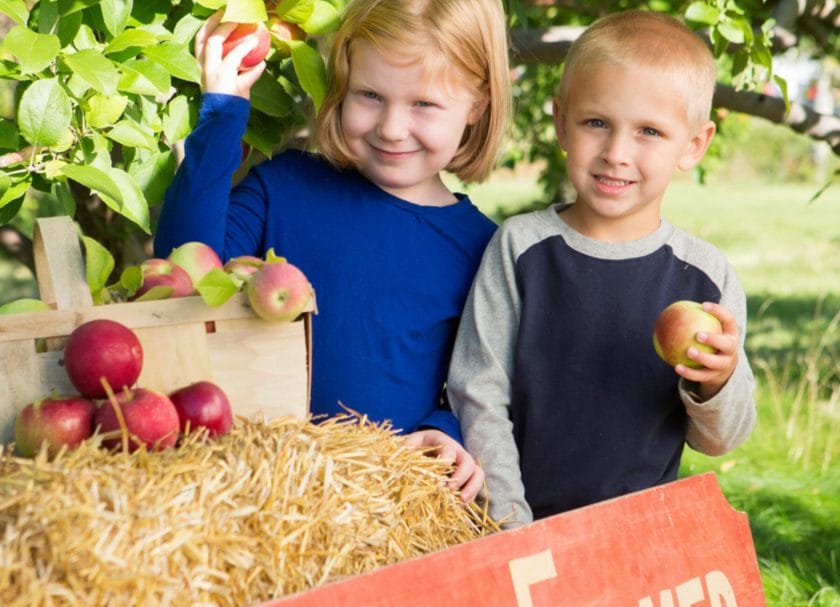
(641, 127, 661, 137)
(584, 118, 606, 128)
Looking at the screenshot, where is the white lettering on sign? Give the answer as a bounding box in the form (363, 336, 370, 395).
(508, 549, 558, 607)
(638, 570, 737, 607)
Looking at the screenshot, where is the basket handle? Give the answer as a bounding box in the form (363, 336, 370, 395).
(33, 216, 93, 310)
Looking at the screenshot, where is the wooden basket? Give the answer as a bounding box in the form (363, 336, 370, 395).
(0, 216, 312, 445)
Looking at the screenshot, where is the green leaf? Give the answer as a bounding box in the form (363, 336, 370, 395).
(85, 93, 129, 129)
(143, 43, 201, 83)
(129, 150, 175, 206)
(62, 49, 121, 96)
(250, 75, 294, 117)
(684, 1, 720, 25)
(3, 26, 61, 74)
(18, 78, 73, 147)
(302, 0, 340, 34)
(96, 0, 132, 37)
(0, 118, 20, 151)
(196, 268, 239, 307)
(118, 264, 143, 294)
(194, 0, 226, 10)
(717, 19, 744, 44)
(82, 235, 116, 296)
(60, 163, 124, 208)
(57, 0, 101, 16)
(275, 0, 314, 24)
(773, 74, 790, 116)
(105, 166, 151, 233)
(0, 192, 25, 224)
(289, 41, 326, 110)
(118, 58, 171, 96)
(222, 0, 269, 24)
(0, 298, 51, 315)
(106, 119, 157, 150)
(105, 29, 160, 54)
(0, 0, 29, 25)
(162, 94, 193, 143)
(135, 285, 176, 301)
(0, 171, 10, 199)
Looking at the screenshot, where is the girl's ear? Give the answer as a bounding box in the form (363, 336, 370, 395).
(677, 120, 716, 171)
(553, 97, 568, 149)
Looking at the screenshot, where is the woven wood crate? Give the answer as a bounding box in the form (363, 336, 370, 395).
(0, 216, 312, 445)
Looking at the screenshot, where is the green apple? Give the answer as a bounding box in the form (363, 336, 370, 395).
(653, 300, 722, 368)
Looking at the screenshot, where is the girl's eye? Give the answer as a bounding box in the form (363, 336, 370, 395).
(414, 100, 435, 108)
(361, 90, 381, 101)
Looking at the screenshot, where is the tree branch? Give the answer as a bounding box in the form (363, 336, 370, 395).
(509, 26, 840, 156)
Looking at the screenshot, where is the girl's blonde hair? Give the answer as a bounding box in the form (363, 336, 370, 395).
(556, 10, 717, 129)
(316, 0, 511, 183)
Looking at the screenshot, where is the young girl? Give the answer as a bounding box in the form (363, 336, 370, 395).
(154, 0, 512, 502)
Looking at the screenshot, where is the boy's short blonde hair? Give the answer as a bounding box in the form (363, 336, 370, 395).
(316, 0, 511, 183)
(556, 10, 717, 129)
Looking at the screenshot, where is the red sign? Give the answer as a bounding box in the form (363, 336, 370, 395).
(262, 473, 765, 607)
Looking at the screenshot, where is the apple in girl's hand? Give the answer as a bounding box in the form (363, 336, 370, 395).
(223, 255, 264, 287)
(130, 258, 194, 300)
(95, 387, 180, 452)
(64, 319, 144, 399)
(246, 260, 314, 322)
(267, 16, 306, 57)
(169, 380, 234, 437)
(222, 22, 271, 69)
(653, 300, 722, 368)
(14, 395, 96, 457)
(166, 241, 224, 293)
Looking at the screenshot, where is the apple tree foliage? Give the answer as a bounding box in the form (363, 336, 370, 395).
(0, 0, 837, 295)
(0, 0, 342, 287)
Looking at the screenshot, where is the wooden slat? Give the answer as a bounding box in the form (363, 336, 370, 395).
(0, 340, 43, 444)
(32, 216, 92, 310)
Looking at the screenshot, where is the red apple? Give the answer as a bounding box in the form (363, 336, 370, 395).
(95, 387, 180, 452)
(653, 300, 722, 368)
(246, 260, 314, 322)
(222, 22, 271, 69)
(14, 395, 96, 458)
(166, 241, 224, 293)
(169, 380, 234, 437)
(223, 254, 264, 287)
(130, 258, 194, 300)
(64, 319, 144, 399)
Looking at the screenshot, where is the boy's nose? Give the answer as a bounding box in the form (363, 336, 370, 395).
(376, 105, 409, 142)
(601, 133, 632, 165)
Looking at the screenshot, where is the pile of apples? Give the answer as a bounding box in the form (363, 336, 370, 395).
(13, 318, 233, 458)
(132, 241, 314, 324)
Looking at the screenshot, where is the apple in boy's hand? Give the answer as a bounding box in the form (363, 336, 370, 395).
(130, 258, 193, 300)
(653, 300, 722, 368)
(169, 380, 234, 437)
(246, 260, 314, 323)
(166, 241, 224, 293)
(14, 395, 96, 457)
(222, 22, 271, 69)
(95, 387, 180, 452)
(64, 319, 144, 399)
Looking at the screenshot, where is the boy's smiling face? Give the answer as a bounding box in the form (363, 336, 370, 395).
(554, 61, 714, 241)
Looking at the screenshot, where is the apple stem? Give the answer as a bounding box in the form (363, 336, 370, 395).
(101, 378, 130, 454)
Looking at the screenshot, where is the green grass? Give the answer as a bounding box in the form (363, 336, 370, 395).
(458, 170, 840, 606)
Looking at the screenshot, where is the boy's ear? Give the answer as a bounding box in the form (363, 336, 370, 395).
(553, 97, 568, 149)
(677, 120, 716, 171)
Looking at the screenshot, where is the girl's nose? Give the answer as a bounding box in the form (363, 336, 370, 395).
(376, 105, 409, 142)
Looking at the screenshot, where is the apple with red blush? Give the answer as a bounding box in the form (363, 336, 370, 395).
(130, 258, 193, 300)
(222, 22, 271, 69)
(166, 241, 224, 294)
(246, 259, 314, 323)
(653, 300, 722, 368)
(223, 254, 264, 287)
(14, 395, 96, 457)
(169, 380, 234, 437)
(95, 387, 180, 452)
(64, 319, 144, 399)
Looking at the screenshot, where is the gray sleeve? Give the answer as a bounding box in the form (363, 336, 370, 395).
(681, 261, 757, 454)
(447, 226, 534, 527)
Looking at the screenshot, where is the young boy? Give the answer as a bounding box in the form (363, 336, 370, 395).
(447, 10, 757, 527)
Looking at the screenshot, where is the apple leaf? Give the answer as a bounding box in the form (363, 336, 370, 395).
(62, 49, 122, 96)
(4, 26, 61, 74)
(275, 0, 314, 24)
(18, 78, 73, 147)
(302, 1, 341, 35)
(82, 235, 115, 303)
(196, 268, 239, 307)
(264, 248, 287, 264)
(289, 40, 326, 111)
(221, 0, 268, 25)
(0, 298, 51, 315)
(0, 0, 29, 26)
(135, 285, 175, 302)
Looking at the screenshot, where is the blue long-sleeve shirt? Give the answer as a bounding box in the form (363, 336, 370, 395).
(155, 94, 496, 439)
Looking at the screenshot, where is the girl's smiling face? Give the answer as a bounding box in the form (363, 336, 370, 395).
(340, 40, 484, 206)
(555, 61, 714, 241)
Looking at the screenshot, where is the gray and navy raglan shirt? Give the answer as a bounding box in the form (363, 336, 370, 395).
(447, 203, 756, 526)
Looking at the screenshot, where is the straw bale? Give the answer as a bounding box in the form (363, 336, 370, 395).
(0, 414, 499, 606)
